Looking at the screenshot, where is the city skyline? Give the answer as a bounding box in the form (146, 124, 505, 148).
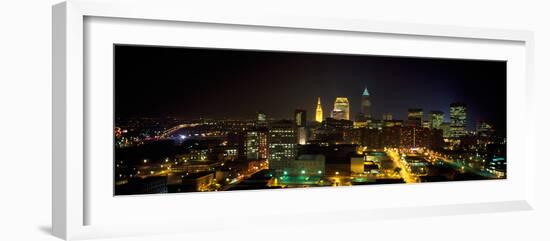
(114, 45, 507, 195)
(115, 45, 506, 133)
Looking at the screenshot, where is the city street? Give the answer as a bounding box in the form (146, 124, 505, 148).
(386, 149, 419, 183)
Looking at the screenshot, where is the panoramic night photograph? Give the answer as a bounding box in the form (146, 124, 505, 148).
(114, 45, 507, 195)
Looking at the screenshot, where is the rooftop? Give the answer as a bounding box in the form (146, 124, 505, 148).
(362, 87, 369, 96)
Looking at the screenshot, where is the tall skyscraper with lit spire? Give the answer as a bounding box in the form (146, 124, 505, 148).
(361, 86, 371, 119)
(315, 97, 323, 123)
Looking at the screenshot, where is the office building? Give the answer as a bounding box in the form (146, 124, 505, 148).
(383, 119, 403, 128)
(407, 108, 423, 127)
(332, 97, 350, 120)
(382, 126, 402, 147)
(440, 122, 451, 138)
(270, 154, 326, 177)
(429, 111, 444, 129)
(294, 109, 307, 145)
(401, 127, 430, 148)
(257, 111, 267, 128)
(323, 117, 354, 129)
(422, 120, 430, 129)
(350, 155, 366, 174)
(450, 102, 467, 138)
(246, 129, 269, 160)
(315, 97, 323, 123)
(476, 121, 495, 137)
(361, 87, 371, 119)
(268, 120, 297, 161)
(294, 109, 307, 127)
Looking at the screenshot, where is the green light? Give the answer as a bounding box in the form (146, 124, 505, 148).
(283, 171, 288, 175)
(317, 170, 322, 174)
(301, 170, 306, 174)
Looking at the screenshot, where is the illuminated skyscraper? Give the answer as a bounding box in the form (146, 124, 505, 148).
(294, 109, 307, 145)
(476, 120, 495, 137)
(401, 127, 430, 148)
(332, 97, 350, 120)
(332, 109, 346, 120)
(315, 97, 323, 123)
(361, 87, 371, 119)
(268, 120, 297, 161)
(429, 111, 444, 129)
(257, 111, 267, 128)
(422, 120, 431, 129)
(383, 113, 393, 121)
(441, 122, 451, 138)
(407, 109, 423, 127)
(294, 109, 307, 127)
(450, 102, 467, 138)
(246, 129, 269, 160)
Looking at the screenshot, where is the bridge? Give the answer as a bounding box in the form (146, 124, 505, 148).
(158, 123, 200, 139)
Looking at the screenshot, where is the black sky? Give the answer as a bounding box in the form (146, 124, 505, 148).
(114, 45, 506, 133)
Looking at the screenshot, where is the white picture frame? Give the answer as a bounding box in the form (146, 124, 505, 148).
(52, 0, 535, 240)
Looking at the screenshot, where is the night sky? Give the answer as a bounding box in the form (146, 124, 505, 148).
(115, 45, 506, 133)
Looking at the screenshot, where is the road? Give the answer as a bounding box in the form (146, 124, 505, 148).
(158, 123, 200, 139)
(426, 152, 497, 179)
(219, 166, 269, 191)
(386, 149, 419, 183)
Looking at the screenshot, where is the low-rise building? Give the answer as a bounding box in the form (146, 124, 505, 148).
(269, 154, 326, 177)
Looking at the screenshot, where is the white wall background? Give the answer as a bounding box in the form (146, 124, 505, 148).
(0, 0, 548, 240)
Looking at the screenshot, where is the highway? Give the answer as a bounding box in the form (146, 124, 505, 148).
(158, 123, 200, 139)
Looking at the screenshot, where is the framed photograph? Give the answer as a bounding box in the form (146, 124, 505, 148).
(53, 0, 535, 240)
